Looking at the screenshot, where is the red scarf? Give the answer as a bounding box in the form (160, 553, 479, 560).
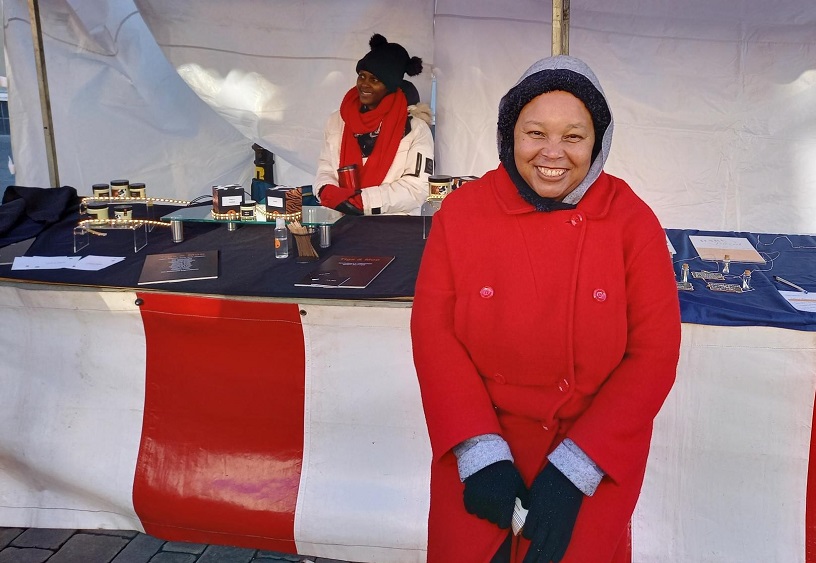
(339, 87, 408, 189)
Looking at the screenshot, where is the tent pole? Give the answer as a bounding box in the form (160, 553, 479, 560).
(552, 0, 570, 56)
(26, 0, 60, 187)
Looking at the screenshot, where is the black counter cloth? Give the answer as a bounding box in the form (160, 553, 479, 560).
(0, 203, 427, 301)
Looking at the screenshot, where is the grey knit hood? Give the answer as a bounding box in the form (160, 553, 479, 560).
(497, 55, 613, 210)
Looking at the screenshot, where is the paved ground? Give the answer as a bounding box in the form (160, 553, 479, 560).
(0, 528, 356, 563)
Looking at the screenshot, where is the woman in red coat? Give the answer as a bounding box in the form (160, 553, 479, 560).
(411, 55, 681, 563)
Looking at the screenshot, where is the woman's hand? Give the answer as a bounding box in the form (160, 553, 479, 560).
(521, 463, 583, 563)
(462, 460, 528, 529)
(318, 184, 363, 212)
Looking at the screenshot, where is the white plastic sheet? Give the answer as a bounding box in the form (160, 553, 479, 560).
(3, 1, 816, 228)
(3, 0, 251, 201)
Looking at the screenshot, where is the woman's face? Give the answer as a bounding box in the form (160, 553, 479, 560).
(513, 90, 595, 201)
(357, 70, 389, 108)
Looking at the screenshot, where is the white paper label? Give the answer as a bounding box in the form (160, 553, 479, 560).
(222, 195, 243, 206)
(267, 197, 284, 208)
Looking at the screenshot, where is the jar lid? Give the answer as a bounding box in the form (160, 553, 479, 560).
(110, 179, 129, 185)
(87, 202, 108, 209)
(429, 175, 453, 182)
(129, 182, 145, 188)
(114, 204, 133, 210)
(92, 183, 109, 189)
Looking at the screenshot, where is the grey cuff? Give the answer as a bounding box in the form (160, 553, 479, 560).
(547, 438, 605, 496)
(453, 434, 513, 482)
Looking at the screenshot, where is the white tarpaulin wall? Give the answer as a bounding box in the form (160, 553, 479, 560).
(2, 0, 816, 233)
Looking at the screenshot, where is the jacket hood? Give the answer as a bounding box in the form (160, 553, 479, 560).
(497, 55, 614, 207)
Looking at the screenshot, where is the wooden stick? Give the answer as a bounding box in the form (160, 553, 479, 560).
(287, 221, 319, 259)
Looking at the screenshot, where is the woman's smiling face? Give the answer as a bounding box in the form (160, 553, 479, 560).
(513, 90, 595, 201)
(356, 70, 389, 108)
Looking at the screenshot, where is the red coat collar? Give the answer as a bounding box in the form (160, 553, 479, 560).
(490, 164, 615, 220)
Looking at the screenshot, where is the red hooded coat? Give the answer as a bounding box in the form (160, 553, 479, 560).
(411, 165, 681, 562)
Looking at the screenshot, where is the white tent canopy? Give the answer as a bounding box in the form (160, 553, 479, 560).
(4, 0, 816, 232)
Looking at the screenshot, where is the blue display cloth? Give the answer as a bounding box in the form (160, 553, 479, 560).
(2, 206, 816, 331)
(668, 229, 816, 331)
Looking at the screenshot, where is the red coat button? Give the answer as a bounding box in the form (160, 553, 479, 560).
(570, 214, 583, 226)
(493, 373, 506, 384)
(558, 378, 570, 393)
(593, 288, 607, 302)
(480, 286, 494, 298)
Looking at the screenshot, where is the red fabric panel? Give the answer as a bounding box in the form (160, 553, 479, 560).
(133, 292, 305, 553)
(808, 392, 816, 563)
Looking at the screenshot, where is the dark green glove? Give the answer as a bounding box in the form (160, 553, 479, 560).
(522, 462, 584, 563)
(462, 460, 528, 529)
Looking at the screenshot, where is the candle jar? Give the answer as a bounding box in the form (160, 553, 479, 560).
(92, 183, 110, 198)
(110, 179, 130, 198)
(86, 202, 109, 220)
(240, 201, 256, 221)
(428, 175, 453, 199)
(129, 182, 146, 198)
(113, 204, 133, 220)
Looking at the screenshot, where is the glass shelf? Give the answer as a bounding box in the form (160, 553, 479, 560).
(160, 204, 343, 226)
(159, 204, 343, 244)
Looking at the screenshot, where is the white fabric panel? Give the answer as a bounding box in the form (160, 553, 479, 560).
(4, 0, 251, 200)
(571, 4, 816, 234)
(635, 324, 816, 562)
(432, 0, 553, 177)
(3, 0, 48, 189)
(134, 0, 435, 187)
(0, 285, 144, 531)
(5, 1, 816, 231)
(433, 1, 816, 233)
(297, 304, 431, 563)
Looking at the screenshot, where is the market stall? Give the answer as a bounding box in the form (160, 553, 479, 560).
(2, 205, 816, 561)
(2, 1, 816, 562)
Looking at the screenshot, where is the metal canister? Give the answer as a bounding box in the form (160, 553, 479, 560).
(337, 165, 360, 191)
(318, 225, 331, 248)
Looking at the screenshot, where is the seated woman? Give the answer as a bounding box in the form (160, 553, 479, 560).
(314, 34, 434, 216)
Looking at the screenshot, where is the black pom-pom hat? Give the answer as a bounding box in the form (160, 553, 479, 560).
(356, 33, 423, 93)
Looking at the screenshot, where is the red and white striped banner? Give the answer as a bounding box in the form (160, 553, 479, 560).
(1, 285, 815, 562)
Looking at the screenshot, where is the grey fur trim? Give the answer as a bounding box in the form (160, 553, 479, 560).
(547, 438, 605, 496)
(453, 434, 514, 482)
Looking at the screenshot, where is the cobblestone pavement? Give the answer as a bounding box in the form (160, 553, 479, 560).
(0, 528, 354, 563)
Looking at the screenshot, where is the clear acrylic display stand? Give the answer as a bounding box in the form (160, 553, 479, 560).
(73, 220, 149, 253)
(420, 198, 442, 239)
(74, 197, 155, 253)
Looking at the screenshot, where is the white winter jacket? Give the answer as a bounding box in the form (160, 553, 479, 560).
(314, 109, 435, 215)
